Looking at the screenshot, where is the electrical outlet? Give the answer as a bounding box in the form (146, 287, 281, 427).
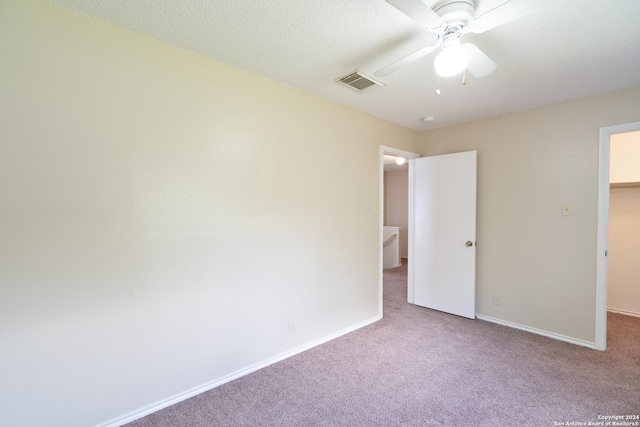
(493, 294, 502, 306)
(288, 320, 296, 334)
(561, 203, 573, 216)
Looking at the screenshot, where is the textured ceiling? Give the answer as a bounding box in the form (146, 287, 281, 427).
(49, 0, 640, 130)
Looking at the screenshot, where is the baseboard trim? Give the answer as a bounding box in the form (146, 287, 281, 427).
(476, 314, 596, 350)
(608, 307, 640, 318)
(99, 314, 382, 427)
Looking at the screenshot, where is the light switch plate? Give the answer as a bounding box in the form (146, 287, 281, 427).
(561, 203, 573, 216)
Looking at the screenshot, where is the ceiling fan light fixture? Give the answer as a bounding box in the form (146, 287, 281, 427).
(434, 43, 468, 77)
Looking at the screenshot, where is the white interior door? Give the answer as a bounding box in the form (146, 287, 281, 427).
(409, 151, 477, 319)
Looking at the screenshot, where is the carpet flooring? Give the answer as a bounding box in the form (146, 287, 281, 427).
(127, 262, 640, 426)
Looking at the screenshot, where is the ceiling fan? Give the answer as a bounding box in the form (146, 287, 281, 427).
(375, 0, 550, 79)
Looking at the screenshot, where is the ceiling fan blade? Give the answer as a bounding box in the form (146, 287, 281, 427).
(469, 0, 551, 34)
(462, 43, 497, 78)
(374, 41, 442, 77)
(386, 0, 444, 32)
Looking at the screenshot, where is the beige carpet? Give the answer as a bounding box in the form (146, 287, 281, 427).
(127, 262, 640, 426)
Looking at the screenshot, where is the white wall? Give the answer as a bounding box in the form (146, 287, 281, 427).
(418, 86, 640, 343)
(608, 187, 640, 316)
(384, 169, 409, 257)
(610, 130, 640, 183)
(0, 1, 419, 426)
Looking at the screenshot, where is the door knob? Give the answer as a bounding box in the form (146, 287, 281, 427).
(466, 241, 473, 247)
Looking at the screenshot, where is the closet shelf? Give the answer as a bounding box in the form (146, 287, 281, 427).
(610, 182, 640, 189)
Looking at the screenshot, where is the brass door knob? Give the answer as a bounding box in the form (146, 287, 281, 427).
(466, 241, 473, 247)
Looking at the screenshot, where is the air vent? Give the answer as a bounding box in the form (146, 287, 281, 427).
(338, 71, 384, 92)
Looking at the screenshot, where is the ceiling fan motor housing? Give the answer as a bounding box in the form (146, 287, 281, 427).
(433, 0, 476, 29)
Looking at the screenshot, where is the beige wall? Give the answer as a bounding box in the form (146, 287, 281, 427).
(608, 187, 640, 316)
(0, 1, 419, 426)
(384, 169, 409, 257)
(610, 130, 640, 183)
(418, 86, 640, 343)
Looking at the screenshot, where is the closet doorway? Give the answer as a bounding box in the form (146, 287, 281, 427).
(595, 122, 640, 350)
(607, 131, 640, 315)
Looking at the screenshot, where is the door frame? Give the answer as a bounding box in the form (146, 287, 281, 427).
(595, 121, 640, 351)
(379, 146, 419, 315)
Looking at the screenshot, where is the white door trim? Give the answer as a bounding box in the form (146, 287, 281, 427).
(596, 121, 640, 351)
(379, 146, 419, 315)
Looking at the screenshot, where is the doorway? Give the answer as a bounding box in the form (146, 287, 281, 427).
(608, 130, 640, 321)
(379, 146, 419, 314)
(595, 121, 640, 350)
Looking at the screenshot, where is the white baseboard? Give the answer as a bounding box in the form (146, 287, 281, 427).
(476, 314, 597, 350)
(608, 307, 640, 318)
(100, 314, 382, 427)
